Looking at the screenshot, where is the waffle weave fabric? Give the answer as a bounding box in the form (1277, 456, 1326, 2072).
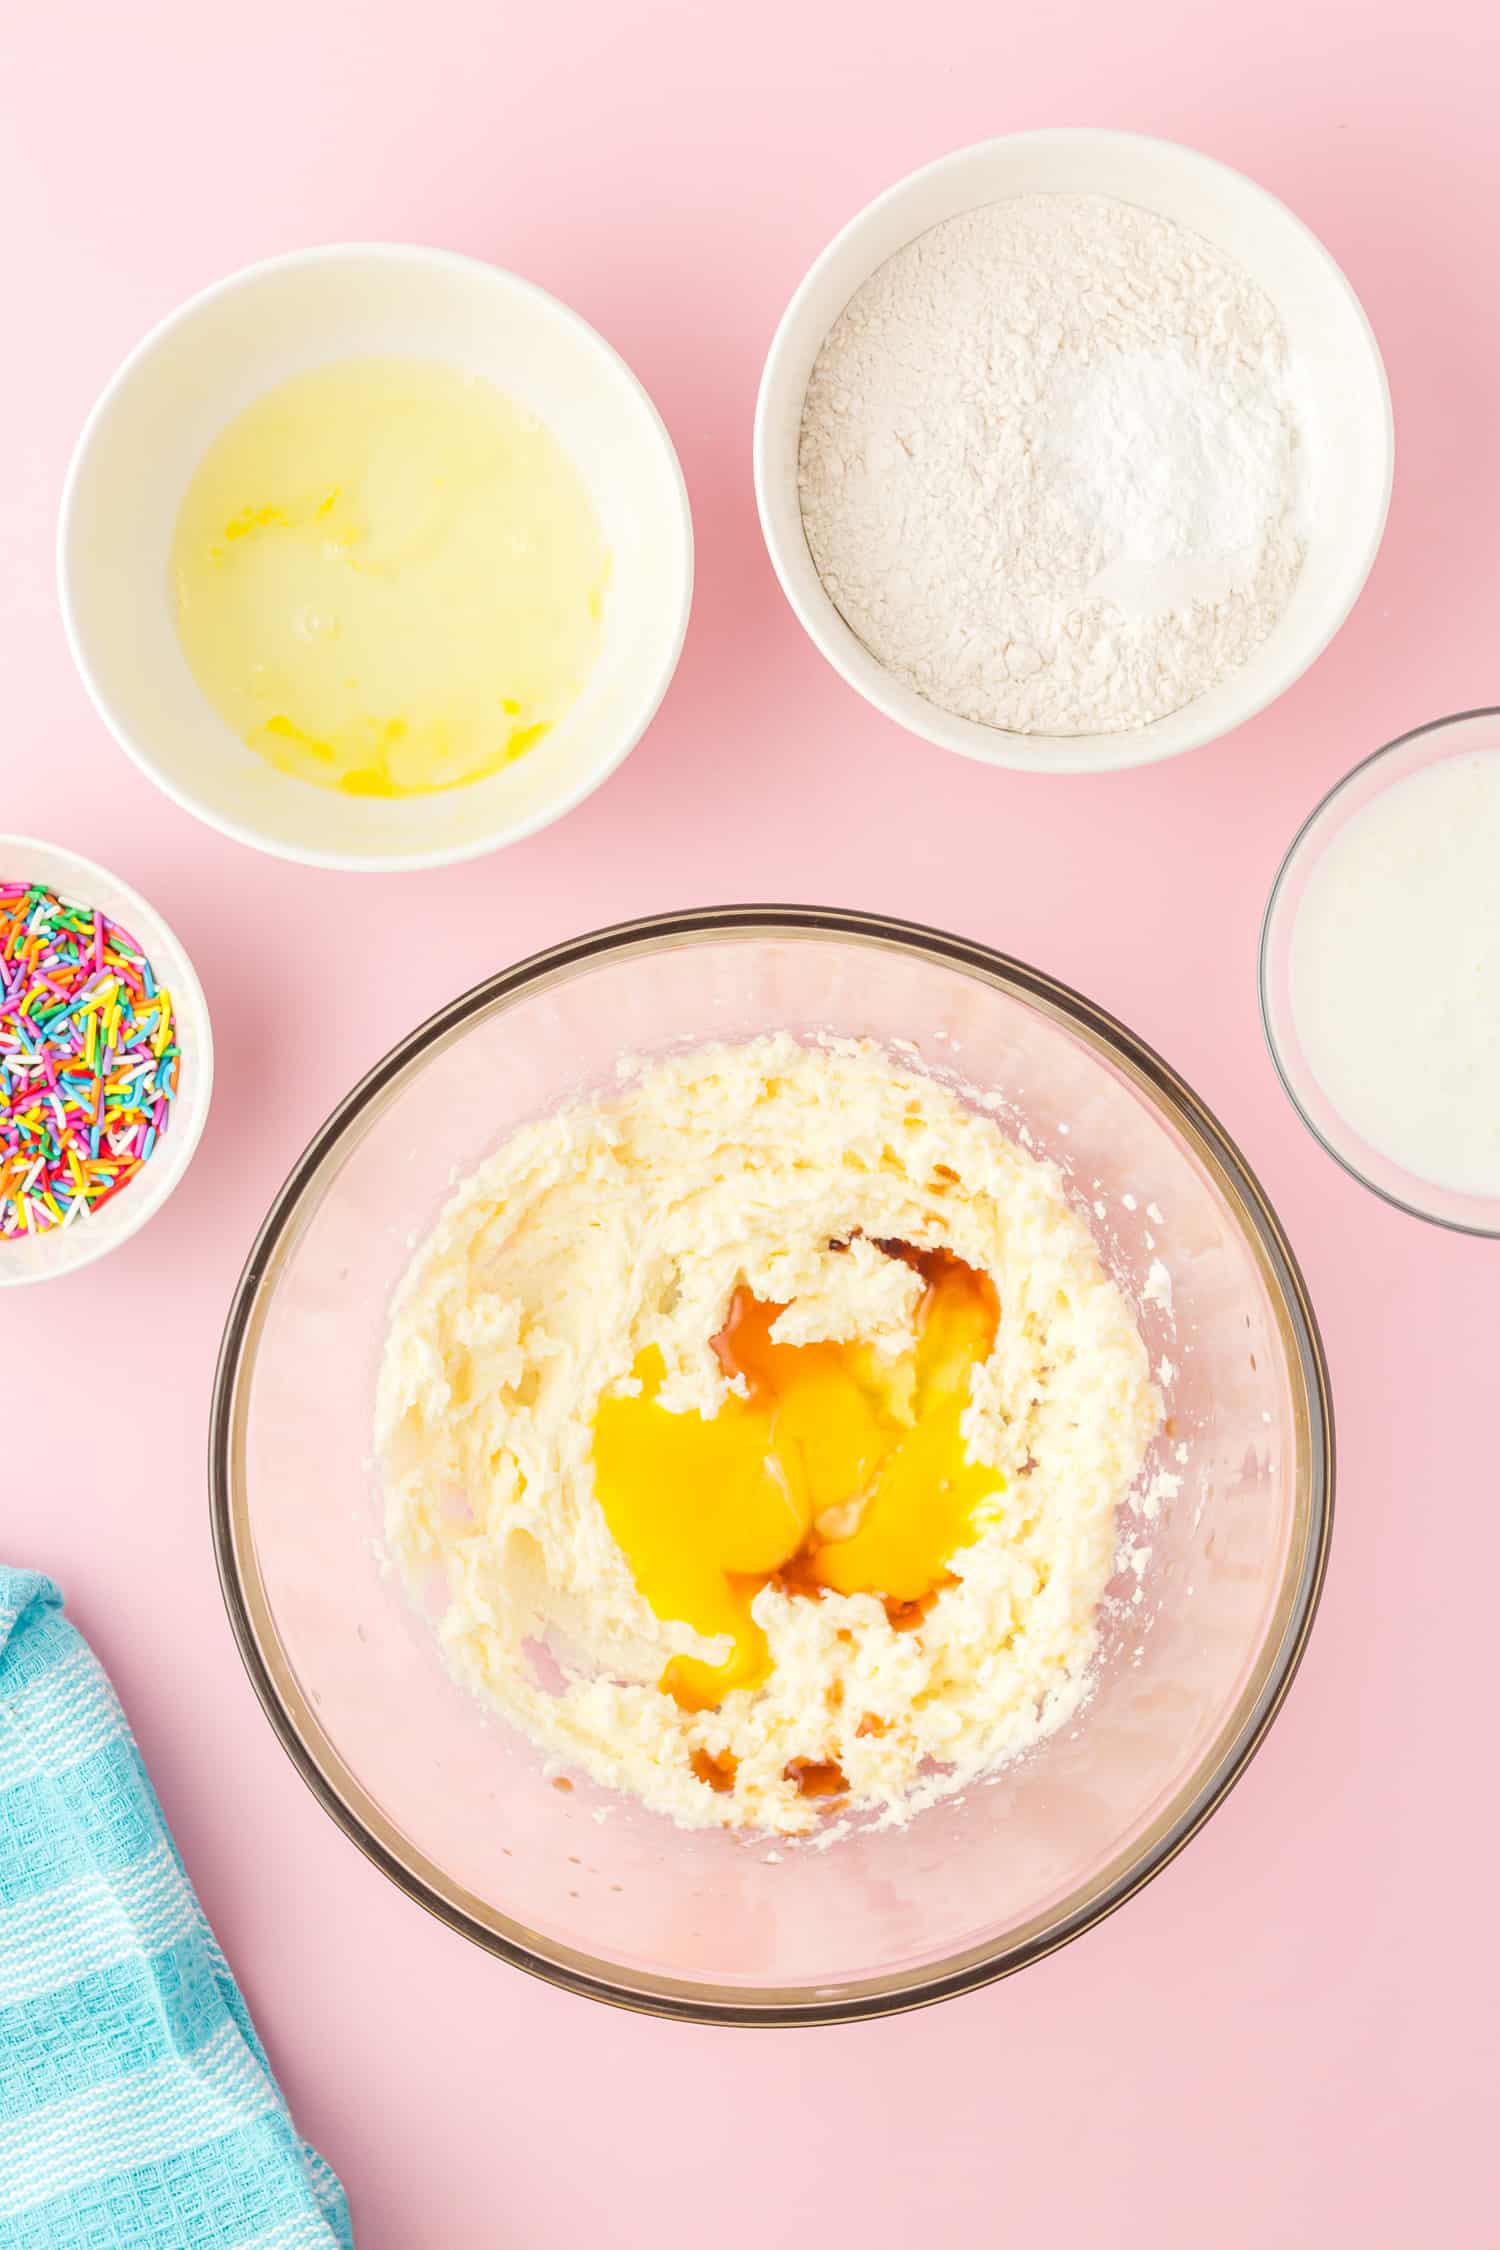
(0, 1569, 352, 2249)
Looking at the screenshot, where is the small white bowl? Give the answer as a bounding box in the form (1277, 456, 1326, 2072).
(59, 244, 693, 872)
(754, 131, 1393, 775)
(0, 838, 212, 1286)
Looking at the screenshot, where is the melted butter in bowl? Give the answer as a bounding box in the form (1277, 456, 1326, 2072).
(171, 358, 609, 800)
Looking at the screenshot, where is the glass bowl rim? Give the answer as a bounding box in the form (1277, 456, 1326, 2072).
(211, 904, 1334, 2026)
(1258, 706, 1500, 1240)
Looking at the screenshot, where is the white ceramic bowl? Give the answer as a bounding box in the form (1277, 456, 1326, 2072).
(754, 131, 1393, 775)
(59, 245, 693, 872)
(0, 838, 212, 1286)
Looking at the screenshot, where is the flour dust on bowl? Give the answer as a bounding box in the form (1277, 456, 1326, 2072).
(212, 911, 1331, 2022)
(59, 244, 692, 871)
(755, 131, 1392, 774)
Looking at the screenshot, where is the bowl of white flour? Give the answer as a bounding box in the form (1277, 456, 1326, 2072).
(754, 131, 1392, 773)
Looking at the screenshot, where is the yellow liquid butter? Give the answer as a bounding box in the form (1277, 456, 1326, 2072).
(170, 358, 609, 798)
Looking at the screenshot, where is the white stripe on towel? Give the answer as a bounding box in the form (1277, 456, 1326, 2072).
(0, 2022, 276, 2217)
(0, 1841, 201, 2007)
(0, 1648, 125, 1788)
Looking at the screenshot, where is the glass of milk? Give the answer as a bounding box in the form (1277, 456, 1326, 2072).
(1261, 708, 1500, 1235)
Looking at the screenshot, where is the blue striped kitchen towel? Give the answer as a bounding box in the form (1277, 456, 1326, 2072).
(0, 1569, 352, 2249)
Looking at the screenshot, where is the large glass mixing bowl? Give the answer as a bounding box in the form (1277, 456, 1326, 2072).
(212, 909, 1332, 2024)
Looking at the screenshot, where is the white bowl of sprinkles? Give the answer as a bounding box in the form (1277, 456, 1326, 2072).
(754, 129, 1393, 774)
(0, 837, 212, 1286)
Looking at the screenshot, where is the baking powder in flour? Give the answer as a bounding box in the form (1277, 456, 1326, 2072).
(798, 193, 1306, 736)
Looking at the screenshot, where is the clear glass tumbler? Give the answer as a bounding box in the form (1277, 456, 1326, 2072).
(1260, 708, 1500, 1237)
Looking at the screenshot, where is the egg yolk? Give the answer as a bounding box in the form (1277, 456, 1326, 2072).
(590, 1244, 1002, 1710)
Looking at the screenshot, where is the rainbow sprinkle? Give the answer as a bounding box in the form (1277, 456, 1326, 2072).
(0, 881, 181, 1243)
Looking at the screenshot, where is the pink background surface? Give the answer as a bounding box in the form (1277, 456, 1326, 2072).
(4, 4, 1497, 2244)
